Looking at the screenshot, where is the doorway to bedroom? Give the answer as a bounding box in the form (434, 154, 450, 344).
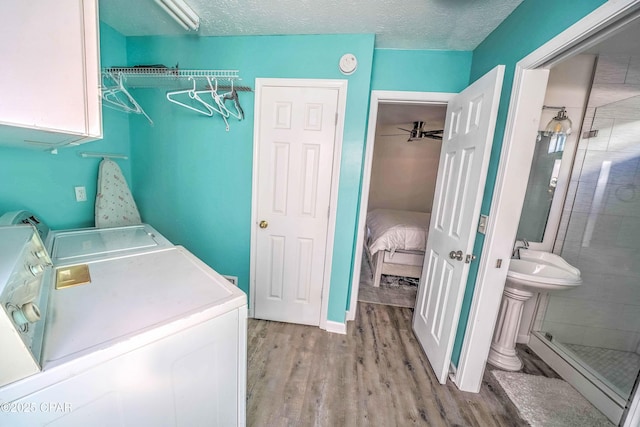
(356, 101, 447, 309)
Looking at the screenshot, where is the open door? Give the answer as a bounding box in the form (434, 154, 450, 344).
(413, 65, 504, 383)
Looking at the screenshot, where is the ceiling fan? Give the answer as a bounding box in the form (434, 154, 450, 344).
(381, 121, 443, 142)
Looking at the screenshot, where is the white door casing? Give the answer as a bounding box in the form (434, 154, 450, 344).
(453, 69, 549, 391)
(251, 79, 346, 328)
(347, 91, 455, 322)
(412, 66, 504, 384)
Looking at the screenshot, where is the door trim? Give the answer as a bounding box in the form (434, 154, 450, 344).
(453, 0, 640, 395)
(250, 78, 348, 331)
(346, 90, 455, 322)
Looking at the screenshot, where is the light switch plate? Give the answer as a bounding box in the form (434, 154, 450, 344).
(478, 214, 488, 234)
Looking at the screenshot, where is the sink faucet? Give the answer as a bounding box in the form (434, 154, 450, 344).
(512, 238, 529, 258)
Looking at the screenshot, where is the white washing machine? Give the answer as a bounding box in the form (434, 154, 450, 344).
(0, 219, 247, 426)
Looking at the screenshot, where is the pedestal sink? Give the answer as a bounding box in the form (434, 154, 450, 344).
(487, 249, 582, 371)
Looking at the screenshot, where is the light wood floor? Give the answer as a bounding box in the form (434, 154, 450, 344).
(247, 302, 552, 427)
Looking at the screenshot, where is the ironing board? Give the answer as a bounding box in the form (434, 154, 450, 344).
(95, 158, 142, 228)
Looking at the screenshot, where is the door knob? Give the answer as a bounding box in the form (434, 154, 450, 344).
(259, 220, 269, 229)
(449, 250, 463, 261)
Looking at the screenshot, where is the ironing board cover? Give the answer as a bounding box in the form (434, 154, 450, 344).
(95, 159, 142, 228)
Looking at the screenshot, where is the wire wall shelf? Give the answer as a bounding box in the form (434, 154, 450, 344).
(102, 67, 252, 92)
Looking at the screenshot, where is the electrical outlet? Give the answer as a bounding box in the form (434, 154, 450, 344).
(223, 275, 239, 286)
(74, 186, 87, 202)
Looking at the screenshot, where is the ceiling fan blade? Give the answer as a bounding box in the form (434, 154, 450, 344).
(419, 130, 444, 140)
(397, 127, 412, 132)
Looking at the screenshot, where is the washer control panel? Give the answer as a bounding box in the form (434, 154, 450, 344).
(0, 225, 52, 385)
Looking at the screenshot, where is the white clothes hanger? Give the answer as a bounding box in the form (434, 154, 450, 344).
(166, 76, 214, 116)
(195, 77, 230, 131)
(102, 72, 153, 125)
(102, 78, 137, 112)
(103, 88, 138, 114)
(197, 77, 229, 116)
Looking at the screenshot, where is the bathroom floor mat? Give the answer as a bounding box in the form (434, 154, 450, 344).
(492, 371, 614, 427)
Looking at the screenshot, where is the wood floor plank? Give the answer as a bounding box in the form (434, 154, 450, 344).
(247, 303, 531, 427)
(302, 332, 356, 426)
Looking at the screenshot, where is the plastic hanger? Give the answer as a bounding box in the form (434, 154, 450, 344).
(222, 79, 244, 121)
(102, 75, 138, 113)
(102, 72, 153, 124)
(198, 77, 230, 115)
(166, 77, 214, 117)
(102, 87, 139, 114)
(195, 77, 230, 131)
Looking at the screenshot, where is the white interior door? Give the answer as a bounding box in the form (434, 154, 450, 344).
(253, 83, 340, 326)
(413, 66, 504, 383)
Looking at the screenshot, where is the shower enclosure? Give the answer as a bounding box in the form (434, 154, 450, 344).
(533, 93, 640, 419)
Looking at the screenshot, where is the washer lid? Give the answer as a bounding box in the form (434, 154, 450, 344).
(43, 246, 246, 365)
(49, 224, 172, 264)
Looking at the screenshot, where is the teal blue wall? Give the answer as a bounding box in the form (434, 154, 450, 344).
(372, 49, 472, 92)
(0, 23, 131, 230)
(126, 34, 375, 321)
(125, 36, 473, 322)
(450, 0, 608, 365)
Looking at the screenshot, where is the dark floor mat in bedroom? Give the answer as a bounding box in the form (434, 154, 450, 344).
(358, 260, 418, 308)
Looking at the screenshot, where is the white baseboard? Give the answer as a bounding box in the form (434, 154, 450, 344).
(516, 333, 530, 344)
(324, 320, 347, 335)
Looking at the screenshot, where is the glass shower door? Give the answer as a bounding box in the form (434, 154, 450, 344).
(538, 94, 640, 401)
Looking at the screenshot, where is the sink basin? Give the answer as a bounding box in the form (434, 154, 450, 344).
(488, 249, 582, 371)
(507, 249, 582, 291)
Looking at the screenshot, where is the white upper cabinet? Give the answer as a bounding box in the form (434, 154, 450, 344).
(0, 0, 102, 149)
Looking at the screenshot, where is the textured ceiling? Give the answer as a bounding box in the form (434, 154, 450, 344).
(99, 0, 524, 50)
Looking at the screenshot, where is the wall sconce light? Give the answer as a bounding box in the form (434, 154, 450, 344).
(154, 0, 200, 31)
(543, 106, 572, 137)
(541, 106, 572, 154)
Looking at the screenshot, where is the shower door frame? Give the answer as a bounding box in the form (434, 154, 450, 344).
(528, 331, 628, 419)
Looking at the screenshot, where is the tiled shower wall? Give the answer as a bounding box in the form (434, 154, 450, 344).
(543, 55, 640, 352)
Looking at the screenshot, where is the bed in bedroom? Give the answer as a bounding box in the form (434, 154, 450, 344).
(364, 209, 431, 288)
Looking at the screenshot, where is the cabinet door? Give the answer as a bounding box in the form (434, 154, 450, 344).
(0, 0, 101, 141)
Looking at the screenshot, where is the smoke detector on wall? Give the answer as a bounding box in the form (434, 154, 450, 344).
(339, 54, 358, 75)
